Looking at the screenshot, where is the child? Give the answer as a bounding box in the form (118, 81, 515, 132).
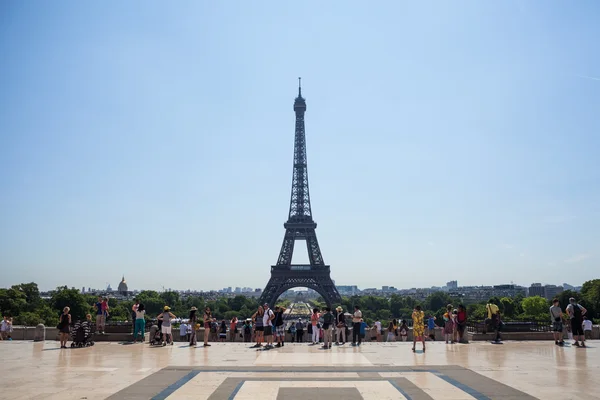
(399, 320, 409, 342)
(219, 320, 227, 342)
(387, 321, 395, 342)
(443, 305, 455, 344)
(582, 316, 593, 340)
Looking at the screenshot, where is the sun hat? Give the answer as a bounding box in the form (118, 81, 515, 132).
(190, 306, 198, 311)
(164, 306, 170, 311)
(336, 306, 342, 311)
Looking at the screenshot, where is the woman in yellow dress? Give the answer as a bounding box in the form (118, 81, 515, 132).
(412, 305, 426, 352)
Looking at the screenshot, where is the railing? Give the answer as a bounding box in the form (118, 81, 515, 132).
(467, 320, 552, 334)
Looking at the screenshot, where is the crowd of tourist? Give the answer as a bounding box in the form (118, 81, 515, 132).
(5, 295, 594, 350)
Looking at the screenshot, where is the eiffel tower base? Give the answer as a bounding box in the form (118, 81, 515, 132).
(259, 267, 342, 308)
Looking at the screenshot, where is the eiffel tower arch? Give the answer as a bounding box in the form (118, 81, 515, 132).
(260, 79, 341, 308)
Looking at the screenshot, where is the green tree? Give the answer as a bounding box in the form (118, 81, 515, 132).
(160, 291, 181, 308)
(521, 296, 548, 318)
(12, 282, 41, 311)
(581, 279, 600, 319)
(425, 292, 452, 312)
(0, 287, 27, 316)
(500, 297, 515, 317)
(51, 286, 90, 320)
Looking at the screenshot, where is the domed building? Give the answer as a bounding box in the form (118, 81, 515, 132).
(118, 276, 128, 295)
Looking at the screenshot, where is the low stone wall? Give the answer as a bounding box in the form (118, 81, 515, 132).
(8, 325, 600, 342)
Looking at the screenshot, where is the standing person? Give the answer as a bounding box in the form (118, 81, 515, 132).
(486, 302, 502, 343)
(335, 307, 346, 345)
(549, 299, 564, 346)
(101, 297, 110, 326)
(443, 305, 455, 344)
(251, 305, 264, 348)
(583, 316, 593, 341)
(188, 307, 198, 347)
(94, 296, 105, 335)
(290, 320, 297, 342)
(456, 305, 467, 343)
(158, 306, 176, 346)
(186, 322, 192, 342)
(1, 316, 13, 341)
(351, 305, 363, 346)
(360, 319, 368, 343)
(387, 321, 395, 342)
(58, 307, 71, 349)
(274, 306, 286, 347)
(179, 321, 188, 342)
(262, 303, 275, 349)
(203, 307, 214, 347)
(242, 319, 253, 343)
(295, 318, 305, 343)
(412, 305, 426, 352)
(322, 307, 334, 349)
(310, 308, 321, 344)
(399, 320, 409, 342)
(566, 297, 587, 347)
(229, 317, 238, 342)
(374, 320, 382, 342)
(219, 320, 227, 342)
(132, 299, 140, 322)
(133, 303, 146, 343)
(427, 315, 437, 341)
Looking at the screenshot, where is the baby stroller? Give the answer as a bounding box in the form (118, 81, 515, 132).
(149, 320, 163, 346)
(70, 320, 94, 348)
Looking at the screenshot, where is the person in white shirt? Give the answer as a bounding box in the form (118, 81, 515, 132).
(582, 316, 593, 340)
(180, 322, 188, 342)
(262, 303, 275, 349)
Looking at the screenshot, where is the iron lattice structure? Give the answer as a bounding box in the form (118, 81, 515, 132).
(260, 80, 341, 307)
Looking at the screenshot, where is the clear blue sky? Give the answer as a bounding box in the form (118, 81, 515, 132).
(1, 1, 598, 292)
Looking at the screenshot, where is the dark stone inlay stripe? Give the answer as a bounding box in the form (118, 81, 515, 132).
(152, 370, 200, 400)
(106, 369, 195, 400)
(205, 377, 245, 400)
(278, 387, 362, 400)
(438, 369, 538, 400)
(357, 372, 381, 378)
(112, 365, 536, 400)
(390, 378, 434, 400)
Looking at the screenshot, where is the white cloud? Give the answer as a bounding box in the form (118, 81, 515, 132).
(564, 254, 590, 264)
(576, 74, 600, 82)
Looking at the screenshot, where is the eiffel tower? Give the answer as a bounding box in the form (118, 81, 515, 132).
(260, 79, 341, 307)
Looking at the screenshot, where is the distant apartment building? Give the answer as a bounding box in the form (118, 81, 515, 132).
(527, 283, 563, 300)
(544, 285, 564, 300)
(528, 283, 545, 297)
(446, 280, 458, 290)
(337, 285, 360, 295)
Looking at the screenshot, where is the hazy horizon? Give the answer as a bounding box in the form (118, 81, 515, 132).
(1, 2, 599, 292)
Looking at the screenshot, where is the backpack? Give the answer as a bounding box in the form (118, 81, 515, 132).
(210, 323, 217, 333)
(572, 304, 583, 319)
(244, 324, 251, 334)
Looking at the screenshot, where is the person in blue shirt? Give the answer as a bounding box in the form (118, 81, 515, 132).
(359, 320, 368, 345)
(427, 316, 436, 341)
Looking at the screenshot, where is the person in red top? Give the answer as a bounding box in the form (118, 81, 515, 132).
(456, 305, 467, 343)
(310, 308, 320, 344)
(229, 317, 238, 342)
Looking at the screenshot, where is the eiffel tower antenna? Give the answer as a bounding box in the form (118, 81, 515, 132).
(260, 81, 341, 307)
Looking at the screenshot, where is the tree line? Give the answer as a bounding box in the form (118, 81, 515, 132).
(0, 279, 598, 326)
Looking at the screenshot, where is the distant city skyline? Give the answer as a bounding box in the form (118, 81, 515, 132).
(1, 2, 599, 291)
(40, 277, 585, 294)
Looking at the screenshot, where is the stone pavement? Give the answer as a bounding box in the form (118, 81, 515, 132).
(0, 340, 597, 399)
